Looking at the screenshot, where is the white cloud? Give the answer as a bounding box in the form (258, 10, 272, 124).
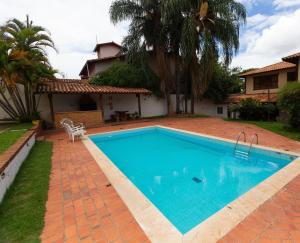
(233, 8, 300, 69)
(273, 0, 300, 9)
(0, 0, 128, 78)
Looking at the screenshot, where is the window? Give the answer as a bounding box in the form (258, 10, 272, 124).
(287, 71, 297, 82)
(253, 74, 278, 90)
(217, 106, 223, 115)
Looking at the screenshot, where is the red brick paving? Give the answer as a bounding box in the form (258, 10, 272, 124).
(41, 118, 300, 242)
(41, 133, 149, 243)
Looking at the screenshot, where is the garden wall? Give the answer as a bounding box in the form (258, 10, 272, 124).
(0, 125, 39, 203)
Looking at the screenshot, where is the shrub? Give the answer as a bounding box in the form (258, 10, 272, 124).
(90, 62, 162, 96)
(278, 82, 300, 129)
(238, 98, 262, 120)
(234, 98, 278, 121)
(261, 103, 278, 121)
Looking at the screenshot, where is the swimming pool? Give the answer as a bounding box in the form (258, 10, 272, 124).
(89, 126, 297, 234)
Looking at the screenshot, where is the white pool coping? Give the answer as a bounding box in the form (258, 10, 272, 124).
(83, 125, 300, 243)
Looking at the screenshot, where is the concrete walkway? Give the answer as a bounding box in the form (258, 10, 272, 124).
(41, 118, 300, 243)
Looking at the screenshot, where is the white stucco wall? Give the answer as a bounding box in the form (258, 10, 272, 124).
(169, 94, 228, 118)
(0, 134, 35, 203)
(195, 99, 228, 118)
(37, 93, 168, 123)
(102, 94, 167, 120)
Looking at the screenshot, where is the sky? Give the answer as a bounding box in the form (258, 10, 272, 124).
(1, 0, 300, 78)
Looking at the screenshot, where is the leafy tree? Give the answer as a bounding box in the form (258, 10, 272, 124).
(156, 0, 246, 113)
(278, 82, 300, 130)
(110, 0, 246, 114)
(204, 63, 243, 103)
(91, 62, 162, 96)
(110, 0, 173, 113)
(0, 16, 56, 121)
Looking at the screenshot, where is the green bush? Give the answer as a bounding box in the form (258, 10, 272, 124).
(234, 98, 278, 121)
(91, 62, 162, 96)
(278, 82, 300, 129)
(238, 98, 262, 120)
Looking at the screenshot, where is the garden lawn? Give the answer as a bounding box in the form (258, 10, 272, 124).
(226, 119, 300, 142)
(0, 123, 33, 155)
(0, 141, 52, 243)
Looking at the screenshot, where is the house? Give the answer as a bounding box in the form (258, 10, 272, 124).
(79, 42, 124, 79)
(226, 52, 300, 104)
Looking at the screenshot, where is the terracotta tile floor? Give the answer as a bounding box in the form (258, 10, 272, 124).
(41, 118, 300, 243)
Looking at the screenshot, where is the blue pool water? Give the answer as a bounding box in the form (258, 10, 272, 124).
(90, 127, 297, 234)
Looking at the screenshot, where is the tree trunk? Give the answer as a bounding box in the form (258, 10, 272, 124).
(175, 56, 181, 114)
(191, 93, 195, 114)
(166, 91, 171, 116)
(0, 89, 18, 118)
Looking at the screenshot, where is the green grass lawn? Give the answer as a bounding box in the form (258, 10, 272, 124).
(0, 123, 33, 155)
(0, 141, 52, 243)
(225, 119, 300, 142)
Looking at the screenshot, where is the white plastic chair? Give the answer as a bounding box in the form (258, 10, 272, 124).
(64, 123, 86, 142)
(60, 118, 85, 130)
(60, 118, 86, 142)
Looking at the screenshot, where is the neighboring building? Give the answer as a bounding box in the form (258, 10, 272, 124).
(79, 42, 124, 79)
(227, 52, 300, 104)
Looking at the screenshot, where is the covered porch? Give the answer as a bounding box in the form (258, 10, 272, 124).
(35, 79, 151, 128)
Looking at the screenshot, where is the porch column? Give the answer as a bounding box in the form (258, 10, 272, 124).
(99, 94, 104, 122)
(48, 94, 54, 126)
(137, 94, 141, 117)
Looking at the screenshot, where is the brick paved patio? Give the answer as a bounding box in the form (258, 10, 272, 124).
(41, 118, 300, 243)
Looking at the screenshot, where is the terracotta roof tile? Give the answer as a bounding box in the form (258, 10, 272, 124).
(282, 52, 300, 61)
(240, 62, 296, 77)
(35, 79, 151, 94)
(225, 93, 277, 103)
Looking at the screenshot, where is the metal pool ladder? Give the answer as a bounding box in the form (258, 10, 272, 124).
(234, 131, 259, 159)
(248, 133, 258, 154)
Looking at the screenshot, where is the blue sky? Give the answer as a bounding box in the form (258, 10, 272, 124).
(1, 0, 300, 78)
(233, 0, 300, 68)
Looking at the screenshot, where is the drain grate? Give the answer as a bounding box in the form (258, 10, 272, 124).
(192, 177, 202, 183)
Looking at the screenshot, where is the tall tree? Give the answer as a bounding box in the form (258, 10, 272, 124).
(163, 0, 246, 113)
(0, 15, 56, 121)
(110, 0, 175, 114)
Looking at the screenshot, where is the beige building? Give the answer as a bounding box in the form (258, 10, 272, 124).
(227, 52, 300, 103)
(79, 42, 124, 79)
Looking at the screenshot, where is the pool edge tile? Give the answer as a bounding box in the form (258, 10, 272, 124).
(82, 137, 183, 243)
(82, 126, 300, 243)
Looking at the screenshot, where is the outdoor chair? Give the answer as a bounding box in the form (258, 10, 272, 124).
(64, 123, 86, 142)
(60, 118, 85, 130)
(60, 118, 86, 142)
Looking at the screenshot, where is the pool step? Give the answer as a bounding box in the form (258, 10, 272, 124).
(234, 150, 249, 159)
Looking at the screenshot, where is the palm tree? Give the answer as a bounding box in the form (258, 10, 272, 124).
(162, 0, 246, 113)
(0, 15, 56, 120)
(110, 0, 175, 114)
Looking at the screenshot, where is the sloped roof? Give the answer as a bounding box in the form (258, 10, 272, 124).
(79, 54, 125, 76)
(225, 93, 277, 103)
(93, 41, 122, 52)
(282, 52, 300, 63)
(35, 79, 151, 94)
(240, 62, 296, 77)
